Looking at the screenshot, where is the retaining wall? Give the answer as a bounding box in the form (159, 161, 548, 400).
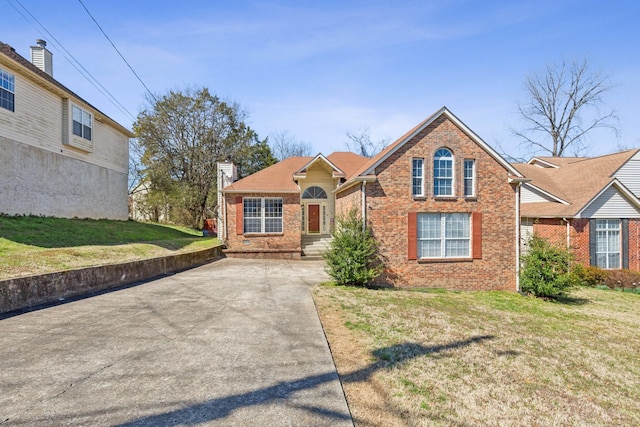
(0, 246, 223, 314)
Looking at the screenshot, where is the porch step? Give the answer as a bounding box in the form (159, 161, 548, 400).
(301, 235, 332, 258)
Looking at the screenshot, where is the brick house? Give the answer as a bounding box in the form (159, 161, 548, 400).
(220, 107, 526, 290)
(0, 40, 133, 219)
(514, 150, 640, 270)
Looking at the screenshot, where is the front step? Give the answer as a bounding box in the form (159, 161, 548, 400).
(301, 235, 332, 258)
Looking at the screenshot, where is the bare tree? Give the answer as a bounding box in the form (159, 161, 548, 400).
(269, 131, 313, 160)
(345, 127, 388, 158)
(513, 59, 618, 157)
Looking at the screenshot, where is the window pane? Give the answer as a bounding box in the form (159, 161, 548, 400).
(418, 240, 441, 258)
(72, 106, 82, 122)
(464, 159, 474, 196)
(244, 218, 261, 233)
(264, 199, 282, 218)
(265, 218, 282, 233)
(418, 214, 440, 238)
(72, 121, 82, 137)
(445, 239, 470, 257)
(412, 158, 423, 196)
(608, 253, 620, 269)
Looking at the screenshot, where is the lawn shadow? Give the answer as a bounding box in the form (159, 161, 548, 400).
(551, 295, 590, 305)
(113, 335, 493, 426)
(341, 335, 495, 384)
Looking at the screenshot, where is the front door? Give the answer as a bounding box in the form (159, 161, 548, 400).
(308, 204, 320, 233)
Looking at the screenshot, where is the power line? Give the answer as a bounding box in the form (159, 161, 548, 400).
(77, 0, 158, 104)
(5, 0, 137, 122)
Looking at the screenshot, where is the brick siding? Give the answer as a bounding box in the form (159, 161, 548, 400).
(223, 192, 302, 259)
(338, 115, 518, 291)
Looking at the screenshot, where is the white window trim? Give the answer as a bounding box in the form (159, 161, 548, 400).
(434, 148, 454, 197)
(72, 104, 93, 141)
(417, 213, 471, 259)
(464, 159, 476, 197)
(412, 158, 425, 197)
(0, 67, 15, 112)
(595, 219, 621, 269)
(244, 197, 283, 234)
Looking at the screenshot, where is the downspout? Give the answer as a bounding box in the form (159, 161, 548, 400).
(361, 181, 367, 232)
(563, 218, 571, 271)
(563, 218, 570, 250)
(222, 193, 228, 241)
(515, 182, 522, 292)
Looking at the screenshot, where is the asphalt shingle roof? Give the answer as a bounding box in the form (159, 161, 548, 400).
(513, 149, 640, 217)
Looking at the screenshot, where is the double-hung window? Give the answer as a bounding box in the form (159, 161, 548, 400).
(0, 68, 15, 112)
(243, 197, 283, 233)
(595, 219, 620, 269)
(417, 213, 470, 258)
(464, 159, 475, 197)
(72, 105, 92, 141)
(434, 148, 453, 196)
(412, 158, 424, 197)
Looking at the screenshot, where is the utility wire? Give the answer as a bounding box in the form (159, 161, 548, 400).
(5, 0, 136, 122)
(77, 0, 158, 104)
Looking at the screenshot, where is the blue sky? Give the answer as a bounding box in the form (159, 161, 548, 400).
(3, 0, 639, 159)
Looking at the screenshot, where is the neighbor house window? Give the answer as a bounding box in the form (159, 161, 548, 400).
(412, 158, 424, 196)
(434, 148, 453, 196)
(0, 68, 15, 112)
(243, 197, 283, 233)
(464, 159, 475, 197)
(72, 105, 92, 141)
(595, 219, 620, 269)
(417, 213, 470, 258)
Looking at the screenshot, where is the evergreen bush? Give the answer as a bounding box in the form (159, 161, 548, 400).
(323, 208, 383, 286)
(520, 235, 578, 298)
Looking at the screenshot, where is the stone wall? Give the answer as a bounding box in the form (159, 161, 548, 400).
(0, 246, 223, 314)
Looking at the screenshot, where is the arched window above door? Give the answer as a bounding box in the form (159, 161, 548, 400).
(302, 186, 327, 199)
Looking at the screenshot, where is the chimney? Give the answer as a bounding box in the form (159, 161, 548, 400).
(30, 39, 53, 76)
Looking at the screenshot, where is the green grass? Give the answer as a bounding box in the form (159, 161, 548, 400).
(0, 215, 220, 279)
(314, 284, 640, 426)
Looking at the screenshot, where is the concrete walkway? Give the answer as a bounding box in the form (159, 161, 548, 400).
(0, 258, 352, 426)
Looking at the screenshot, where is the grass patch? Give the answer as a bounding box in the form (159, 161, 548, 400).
(0, 215, 219, 279)
(313, 285, 640, 426)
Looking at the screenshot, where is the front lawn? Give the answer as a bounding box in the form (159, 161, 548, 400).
(313, 285, 640, 426)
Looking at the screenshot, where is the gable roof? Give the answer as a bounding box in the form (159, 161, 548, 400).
(222, 152, 369, 193)
(0, 41, 133, 137)
(337, 106, 522, 192)
(514, 149, 640, 217)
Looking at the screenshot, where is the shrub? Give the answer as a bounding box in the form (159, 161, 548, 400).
(603, 269, 640, 290)
(572, 265, 609, 287)
(520, 235, 578, 298)
(323, 208, 383, 286)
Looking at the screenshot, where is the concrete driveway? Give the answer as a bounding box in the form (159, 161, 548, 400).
(0, 258, 352, 426)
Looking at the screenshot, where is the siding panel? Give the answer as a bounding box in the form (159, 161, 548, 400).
(613, 152, 640, 195)
(581, 186, 640, 218)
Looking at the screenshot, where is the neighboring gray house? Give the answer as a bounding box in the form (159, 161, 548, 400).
(0, 40, 133, 220)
